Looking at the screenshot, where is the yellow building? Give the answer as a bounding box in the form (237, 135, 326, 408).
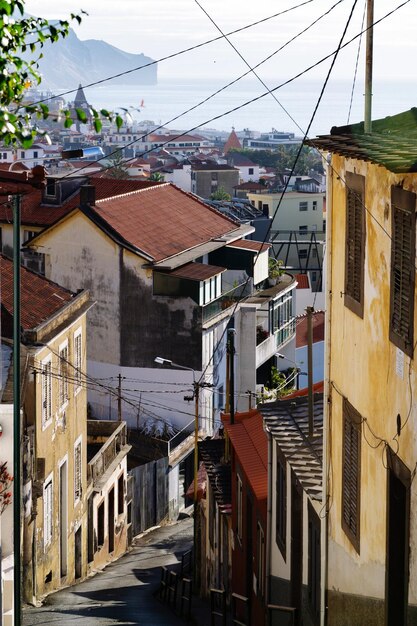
(0, 255, 93, 602)
(309, 110, 417, 624)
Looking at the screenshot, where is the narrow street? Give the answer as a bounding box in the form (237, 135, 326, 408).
(23, 517, 211, 626)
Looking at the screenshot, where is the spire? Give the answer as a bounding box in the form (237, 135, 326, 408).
(74, 84, 89, 109)
(223, 128, 242, 155)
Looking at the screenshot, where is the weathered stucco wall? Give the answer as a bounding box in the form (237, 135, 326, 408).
(327, 155, 417, 614)
(25, 312, 89, 600)
(34, 213, 121, 365)
(120, 249, 202, 369)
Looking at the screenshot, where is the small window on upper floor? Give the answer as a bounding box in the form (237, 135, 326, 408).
(389, 186, 416, 357)
(248, 168, 254, 175)
(312, 200, 318, 210)
(344, 172, 365, 318)
(299, 201, 308, 211)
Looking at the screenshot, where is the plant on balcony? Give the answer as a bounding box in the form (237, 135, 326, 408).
(268, 258, 284, 285)
(256, 325, 270, 345)
(0, 461, 13, 514)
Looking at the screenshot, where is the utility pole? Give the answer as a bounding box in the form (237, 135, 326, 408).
(306, 306, 314, 439)
(364, 0, 374, 133)
(117, 373, 122, 421)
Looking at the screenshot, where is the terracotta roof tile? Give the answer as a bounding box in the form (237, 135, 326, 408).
(92, 183, 239, 262)
(0, 254, 74, 330)
(295, 273, 310, 289)
(296, 310, 325, 347)
(0, 178, 160, 227)
(224, 411, 268, 503)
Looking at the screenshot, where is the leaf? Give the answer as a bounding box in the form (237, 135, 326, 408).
(93, 118, 102, 134)
(75, 108, 87, 123)
(100, 109, 110, 118)
(64, 117, 72, 129)
(115, 115, 123, 130)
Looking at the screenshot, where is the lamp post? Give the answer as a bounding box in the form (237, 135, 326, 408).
(154, 357, 212, 588)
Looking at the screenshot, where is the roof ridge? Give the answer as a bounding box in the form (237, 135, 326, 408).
(96, 182, 170, 203)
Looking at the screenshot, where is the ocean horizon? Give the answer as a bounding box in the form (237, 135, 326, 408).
(59, 75, 416, 138)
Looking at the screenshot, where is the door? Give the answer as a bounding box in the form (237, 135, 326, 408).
(74, 526, 82, 579)
(386, 452, 410, 625)
(108, 487, 115, 553)
(59, 460, 68, 578)
(291, 474, 303, 625)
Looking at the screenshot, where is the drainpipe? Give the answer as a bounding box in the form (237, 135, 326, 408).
(321, 156, 333, 626)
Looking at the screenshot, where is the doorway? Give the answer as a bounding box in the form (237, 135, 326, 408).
(59, 460, 68, 578)
(74, 527, 82, 579)
(291, 473, 303, 625)
(108, 487, 115, 553)
(386, 451, 410, 625)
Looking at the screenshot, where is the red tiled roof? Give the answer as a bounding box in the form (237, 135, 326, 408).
(224, 411, 268, 504)
(227, 239, 271, 252)
(285, 381, 324, 398)
(165, 262, 225, 281)
(0, 178, 160, 227)
(296, 310, 325, 347)
(0, 254, 74, 330)
(234, 182, 265, 190)
(92, 183, 239, 262)
(223, 129, 242, 154)
(295, 274, 310, 289)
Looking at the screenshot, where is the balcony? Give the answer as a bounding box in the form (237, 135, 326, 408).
(87, 421, 131, 488)
(202, 280, 252, 323)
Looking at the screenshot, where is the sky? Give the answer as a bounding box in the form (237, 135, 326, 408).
(22, 0, 416, 134)
(24, 0, 416, 81)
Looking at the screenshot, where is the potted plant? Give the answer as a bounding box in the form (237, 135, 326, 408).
(268, 257, 283, 285)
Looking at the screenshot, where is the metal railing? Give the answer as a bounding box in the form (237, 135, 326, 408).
(202, 281, 251, 322)
(275, 318, 296, 347)
(87, 422, 127, 485)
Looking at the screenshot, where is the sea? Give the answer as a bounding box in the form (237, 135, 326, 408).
(77, 75, 416, 139)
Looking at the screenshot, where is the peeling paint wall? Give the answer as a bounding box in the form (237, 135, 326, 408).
(327, 155, 417, 618)
(24, 312, 89, 601)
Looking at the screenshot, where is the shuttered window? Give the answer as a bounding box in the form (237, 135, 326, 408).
(42, 357, 52, 428)
(74, 439, 82, 503)
(344, 172, 365, 317)
(342, 399, 361, 553)
(43, 475, 53, 548)
(59, 343, 69, 408)
(74, 330, 82, 393)
(389, 186, 416, 357)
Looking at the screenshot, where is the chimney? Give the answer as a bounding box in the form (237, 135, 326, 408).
(80, 184, 95, 207)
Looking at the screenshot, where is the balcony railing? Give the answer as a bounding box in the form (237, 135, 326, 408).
(275, 318, 296, 347)
(202, 281, 251, 322)
(87, 421, 128, 485)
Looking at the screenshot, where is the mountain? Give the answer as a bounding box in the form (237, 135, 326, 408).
(27, 27, 157, 90)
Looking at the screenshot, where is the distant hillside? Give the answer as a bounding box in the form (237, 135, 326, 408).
(25, 27, 157, 90)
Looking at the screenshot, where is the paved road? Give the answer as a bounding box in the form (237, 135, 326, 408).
(23, 517, 208, 626)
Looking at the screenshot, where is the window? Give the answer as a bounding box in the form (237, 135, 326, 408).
(308, 504, 321, 623)
(20, 150, 25, 159)
(299, 201, 308, 211)
(74, 330, 82, 393)
(312, 200, 318, 211)
(248, 168, 254, 175)
(257, 522, 265, 597)
(46, 179, 56, 196)
(299, 249, 308, 259)
(33, 151, 38, 158)
(97, 500, 105, 548)
(312, 249, 318, 258)
(389, 186, 416, 356)
(74, 438, 82, 503)
(344, 172, 365, 317)
(299, 225, 308, 233)
(23, 230, 36, 243)
(59, 342, 69, 408)
(236, 474, 243, 541)
(41, 356, 52, 428)
(43, 475, 53, 548)
(118, 473, 124, 516)
(275, 450, 286, 558)
(342, 398, 361, 552)
(217, 384, 225, 410)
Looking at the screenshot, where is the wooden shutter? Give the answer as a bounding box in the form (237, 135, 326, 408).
(42, 360, 52, 425)
(74, 442, 82, 501)
(341, 399, 361, 553)
(390, 186, 416, 356)
(344, 172, 365, 317)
